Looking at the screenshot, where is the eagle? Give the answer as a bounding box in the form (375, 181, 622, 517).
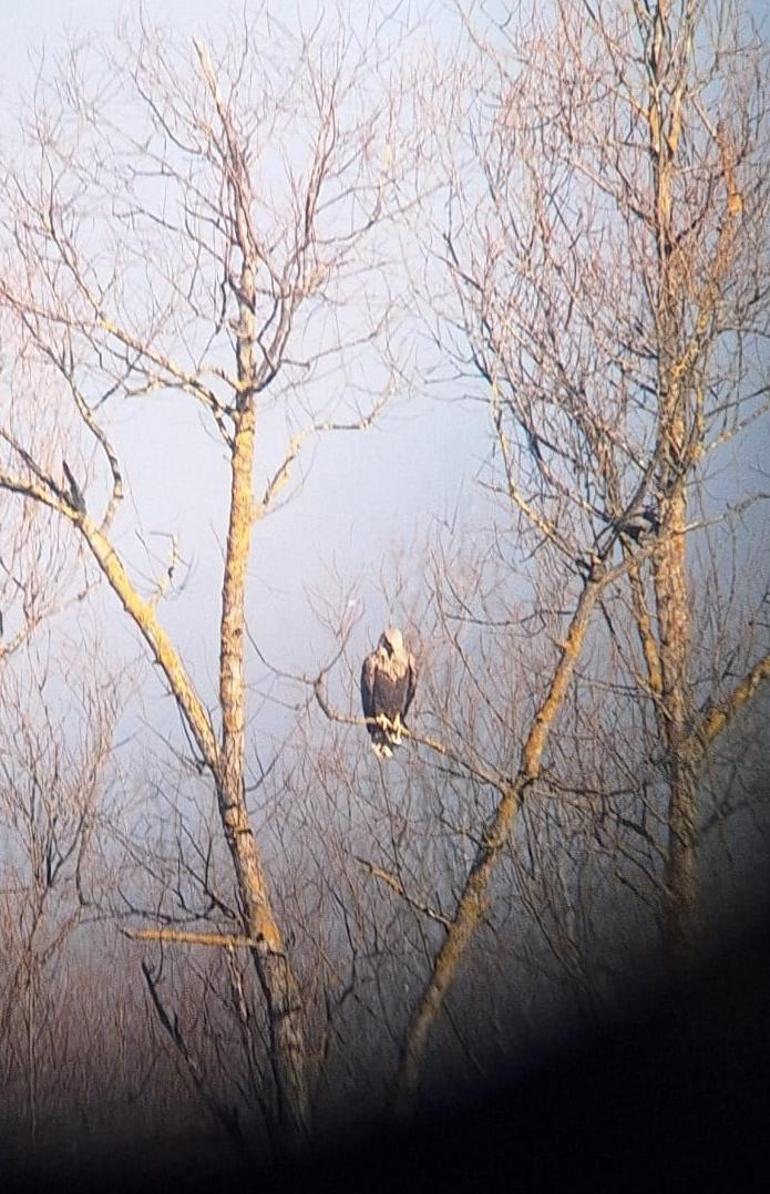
(360, 627, 418, 759)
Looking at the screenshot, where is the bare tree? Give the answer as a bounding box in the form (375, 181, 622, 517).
(314, 0, 770, 1106)
(0, 9, 408, 1139)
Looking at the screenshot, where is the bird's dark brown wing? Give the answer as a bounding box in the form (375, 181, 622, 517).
(403, 654, 418, 721)
(361, 654, 377, 723)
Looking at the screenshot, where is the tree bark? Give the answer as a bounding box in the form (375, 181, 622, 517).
(218, 404, 310, 1139)
(653, 492, 699, 963)
(645, 0, 701, 966)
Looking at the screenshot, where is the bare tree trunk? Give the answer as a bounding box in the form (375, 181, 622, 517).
(647, 0, 701, 964)
(218, 403, 309, 1138)
(395, 569, 607, 1110)
(654, 491, 700, 963)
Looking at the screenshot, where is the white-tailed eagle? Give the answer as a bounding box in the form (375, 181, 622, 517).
(361, 627, 418, 759)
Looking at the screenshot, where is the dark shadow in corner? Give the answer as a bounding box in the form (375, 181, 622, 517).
(3, 915, 769, 1193)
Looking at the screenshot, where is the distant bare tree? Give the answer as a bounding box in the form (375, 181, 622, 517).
(0, 643, 117, 1138)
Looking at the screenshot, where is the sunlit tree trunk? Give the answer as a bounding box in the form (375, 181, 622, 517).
(645, 0, 728, 963)
(218, 380, 309, 1138)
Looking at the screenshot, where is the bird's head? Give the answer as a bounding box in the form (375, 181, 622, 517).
(379, 627, 404, 658)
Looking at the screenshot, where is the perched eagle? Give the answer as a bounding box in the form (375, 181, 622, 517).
(361, 627, 418, 759)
